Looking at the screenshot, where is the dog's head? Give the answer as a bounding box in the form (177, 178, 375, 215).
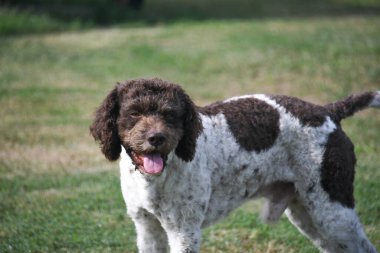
(90, 78, 202, 175)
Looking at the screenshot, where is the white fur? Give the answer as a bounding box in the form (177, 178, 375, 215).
(119, 95, 378, 253)
(369, 91, 380, 108)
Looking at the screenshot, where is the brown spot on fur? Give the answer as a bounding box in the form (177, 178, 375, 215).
(321, 128, 355, 208)
(200, 98, 280, 152)
(270, 95, 328, 127)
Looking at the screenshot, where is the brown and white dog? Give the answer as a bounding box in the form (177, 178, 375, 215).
(90, 78, 379, 253)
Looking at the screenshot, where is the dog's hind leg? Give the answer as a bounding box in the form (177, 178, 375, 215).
(296, 128, 379, 253)
(285, 198, 343, 253)
(298, 195, 377, 253)
(257, 183, 363, 252)
(291, 179, 378, 251)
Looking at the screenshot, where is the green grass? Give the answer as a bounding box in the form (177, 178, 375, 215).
(1, 3, 380, 252)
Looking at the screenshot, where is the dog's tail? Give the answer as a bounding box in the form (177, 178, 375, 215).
(325, 91, 380, 122)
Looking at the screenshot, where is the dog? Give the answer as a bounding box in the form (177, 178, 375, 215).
(90, 78, 379, 253)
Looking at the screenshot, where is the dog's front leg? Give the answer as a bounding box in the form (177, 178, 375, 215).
(159, 194, 208, 253)
(165, 226, 202, 253)
(131, 209, 168, 253)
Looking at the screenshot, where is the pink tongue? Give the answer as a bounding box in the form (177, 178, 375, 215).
(143, 154, 164, 174)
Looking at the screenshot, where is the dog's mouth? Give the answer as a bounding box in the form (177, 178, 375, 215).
(131, 151, 167, 175)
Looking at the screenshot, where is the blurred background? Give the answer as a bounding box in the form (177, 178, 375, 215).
(0, 0, 379, 252)
(2, 0, 380, 35)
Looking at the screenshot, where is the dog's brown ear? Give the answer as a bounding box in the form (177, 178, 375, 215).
(90, 86, 121, 161)
(175, 89, 203, 162)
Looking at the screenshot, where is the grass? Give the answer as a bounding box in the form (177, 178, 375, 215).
(1, 2, 380, 252)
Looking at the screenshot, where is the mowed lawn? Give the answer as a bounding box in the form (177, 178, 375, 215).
(1, 9, 380, 253)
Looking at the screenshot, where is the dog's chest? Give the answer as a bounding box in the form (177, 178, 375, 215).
(120, 151, 210, 215)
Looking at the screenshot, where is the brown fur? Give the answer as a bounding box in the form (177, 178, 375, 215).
(119, 115, 182, 156)
(270, 95, 329, 127)
(200, 98, 280, 152)
(325, 91, 376, 122)
(90, 86, 121, 161)
(90, 78, 202, 162)
(321, 128, 356, 208)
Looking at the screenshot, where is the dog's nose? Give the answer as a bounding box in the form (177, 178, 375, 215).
(148, 133, 166, 147)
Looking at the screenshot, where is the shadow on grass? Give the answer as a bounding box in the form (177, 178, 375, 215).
(1, 0, 380, 35)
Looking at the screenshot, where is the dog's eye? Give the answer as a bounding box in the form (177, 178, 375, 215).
(130, 111, 140, 117)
